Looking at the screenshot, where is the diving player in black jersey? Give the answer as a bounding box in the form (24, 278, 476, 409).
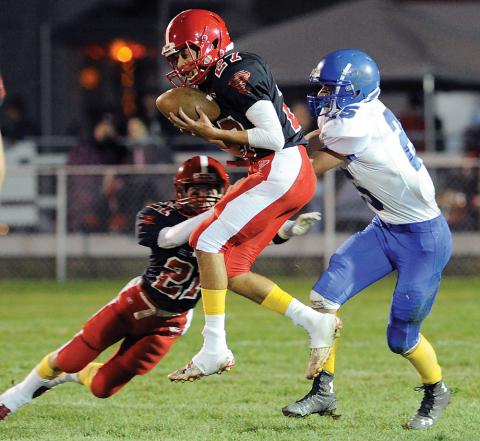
(0, 155, 322, 421)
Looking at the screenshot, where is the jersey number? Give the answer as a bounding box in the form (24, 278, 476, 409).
(152, 257, 200, 300)
(343, 169, 384, 211)
(383, 109, 421, 171)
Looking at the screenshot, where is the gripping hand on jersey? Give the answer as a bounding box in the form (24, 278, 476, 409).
(278, 212, 322, 239)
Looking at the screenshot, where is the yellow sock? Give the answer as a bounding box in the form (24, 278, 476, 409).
(36, 353, 62, 380)
(78, 362, 103, 389)
(201, 288, 227, 315)
(261, 284, 293, 315)
(323, 330, 340, 374)
(404, 334, 442, 384)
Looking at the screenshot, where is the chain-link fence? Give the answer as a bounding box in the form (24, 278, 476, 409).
(0, 153, 479, 279)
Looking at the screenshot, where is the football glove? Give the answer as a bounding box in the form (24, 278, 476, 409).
(278, 211, 322, 239)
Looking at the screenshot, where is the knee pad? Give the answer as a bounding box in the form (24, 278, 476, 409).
(386, 317, 420, 354)
(309, 290, 341, 311)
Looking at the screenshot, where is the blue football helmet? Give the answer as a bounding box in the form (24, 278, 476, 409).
(307, 49, 380, 117)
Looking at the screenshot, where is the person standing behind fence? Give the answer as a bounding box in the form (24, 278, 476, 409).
(281, 49, 452, 431)
(67, 115, 129, 232)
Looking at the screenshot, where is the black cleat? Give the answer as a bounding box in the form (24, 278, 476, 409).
(282, 371, 338, 418)
(405, 381, 451, 430)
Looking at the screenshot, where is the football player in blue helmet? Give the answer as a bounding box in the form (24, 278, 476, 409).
(282, 49, 452, 431)
(307, 49, 380, 118)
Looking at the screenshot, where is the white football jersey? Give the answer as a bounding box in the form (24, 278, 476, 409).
(317, 98, 440, 224)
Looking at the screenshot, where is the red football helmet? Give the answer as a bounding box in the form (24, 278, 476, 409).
(174, 155, 230, 216)
(162, 9, 233, 86)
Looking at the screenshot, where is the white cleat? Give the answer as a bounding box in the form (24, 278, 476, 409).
(306, 315, 341, 380)
(168, 349, 235, 382)
(0, 372, 77, 422)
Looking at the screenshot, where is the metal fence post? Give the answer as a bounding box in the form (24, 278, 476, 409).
(56, 167, 67, 281)
(323, 170, 336, 268)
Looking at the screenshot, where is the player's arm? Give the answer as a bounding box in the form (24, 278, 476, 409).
(136, 205, 213, 249)
(171, 107, 249, 147)
(175, 99, 284, 152)
(272, 212, 322, 244)
(311, 149, 345, 177)
(157, 209, 212, 248)
(170, 59, 283, 153)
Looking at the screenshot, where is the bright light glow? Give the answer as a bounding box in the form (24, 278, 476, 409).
(116, 46, 133, 63)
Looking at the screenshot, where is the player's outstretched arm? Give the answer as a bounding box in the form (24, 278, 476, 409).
(274, 212, 322, 243)
(311, 150, 344, 177)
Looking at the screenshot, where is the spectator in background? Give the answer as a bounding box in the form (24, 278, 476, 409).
(0, 95, 36, 142)
(67, 115, 129, 233)
(399, 91, 444, 152)
(126, 116, 172, 165)
(463, 113, 480, 157)
(437, 154, 479, 231)
(122, 116, 173, 228)
(140, 93, 177, 139)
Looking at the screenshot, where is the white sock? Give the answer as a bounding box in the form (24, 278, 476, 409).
(45, 372, 80, 388)
(285, 299, 336, 348)
(285, 298, 318, 328)
(202, 314, 228, 354)
(0, 369, 49, 412)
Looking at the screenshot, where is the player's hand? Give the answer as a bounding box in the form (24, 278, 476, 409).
(305, 129, 321, 141)
(169, 106, 217, 140)
(279, 212, 322, 238)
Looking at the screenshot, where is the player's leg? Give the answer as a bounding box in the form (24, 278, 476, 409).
(0, 279, 140, 420)
(385, 217, 452, 429)
(172, 146, 315, 380)
(282, 220, 394, 417)
(226, 235, 340, 380)
(91, 310, 191, 397)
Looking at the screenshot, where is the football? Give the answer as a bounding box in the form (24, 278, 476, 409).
(156, 87, 221, 122)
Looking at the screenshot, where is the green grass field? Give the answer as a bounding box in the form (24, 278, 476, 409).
(0, 277, 478, 441)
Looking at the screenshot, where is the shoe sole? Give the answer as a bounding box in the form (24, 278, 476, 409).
(282, 408, 339, 419)
(169, 359, 235, 383)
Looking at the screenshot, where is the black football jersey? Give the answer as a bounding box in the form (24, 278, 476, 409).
(200, 51, 307, 158)
(135, 201, 201, 313)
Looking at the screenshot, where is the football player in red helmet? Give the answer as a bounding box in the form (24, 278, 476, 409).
(162, 9, 232, 87)
(174, 155, 229, 216)
(161, 10, 339, 383)
(0, 155, 322, 421)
